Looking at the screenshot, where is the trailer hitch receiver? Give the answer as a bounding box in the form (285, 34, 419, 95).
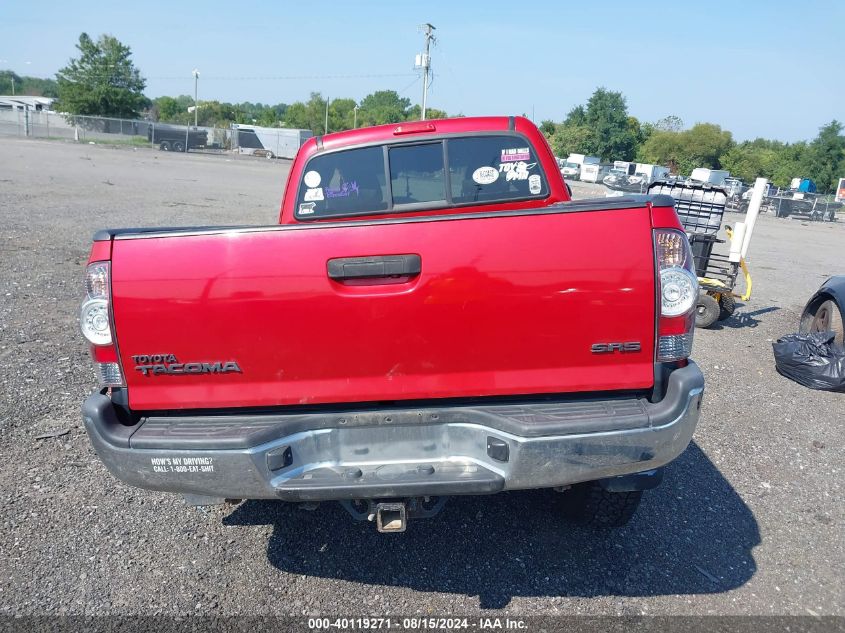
(375, 502, 407, 533)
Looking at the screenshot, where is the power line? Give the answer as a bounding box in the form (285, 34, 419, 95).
(55, 72, 419, 81)
(397, 75, 421, 96)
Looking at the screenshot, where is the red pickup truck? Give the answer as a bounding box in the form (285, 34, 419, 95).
(80, 116, 703, 532)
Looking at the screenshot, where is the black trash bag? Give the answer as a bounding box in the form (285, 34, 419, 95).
(773, 331, 845, 392)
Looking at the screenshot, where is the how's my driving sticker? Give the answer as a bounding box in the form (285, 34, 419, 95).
(150, 456, 214, 474)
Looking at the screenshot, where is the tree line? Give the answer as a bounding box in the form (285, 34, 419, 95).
(0, 70, 58, 97)
(541, 88, 844, 193)
(149, 90, 448, 133)
(9, 32, 845, 193)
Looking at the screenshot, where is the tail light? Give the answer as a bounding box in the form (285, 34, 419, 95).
(654, 229, 697, 361)
(80, 261, 125, 387)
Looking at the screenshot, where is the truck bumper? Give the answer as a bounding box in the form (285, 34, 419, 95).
(82, 363, 704, 502)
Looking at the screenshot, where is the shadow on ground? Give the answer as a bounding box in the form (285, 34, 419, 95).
(223, 442, 759, 608)
(710, 305, 780, 330)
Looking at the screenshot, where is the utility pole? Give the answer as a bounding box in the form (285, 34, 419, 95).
(417, 23, 436, 120)
(192, 69, 200, 128)
(353, 104, 359, 129)
(324, 96, 330, 134)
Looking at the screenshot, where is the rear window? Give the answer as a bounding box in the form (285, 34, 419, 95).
(295, 134, 548, 219)
(389, 143, 446, 205)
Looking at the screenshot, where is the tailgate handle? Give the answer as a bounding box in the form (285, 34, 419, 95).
(327, 254, 421, 281)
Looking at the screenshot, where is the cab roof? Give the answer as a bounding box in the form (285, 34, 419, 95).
(311, 116, 526, 154)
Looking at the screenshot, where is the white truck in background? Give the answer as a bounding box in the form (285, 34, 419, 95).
(603, 161, 670, 193)
(689, 168, 730, 186)
(560, 153, 600, 180)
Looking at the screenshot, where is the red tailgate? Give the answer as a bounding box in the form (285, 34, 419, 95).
(111, 206, 656, 410)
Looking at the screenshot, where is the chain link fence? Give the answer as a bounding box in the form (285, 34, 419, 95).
(0, 109, 311, 159)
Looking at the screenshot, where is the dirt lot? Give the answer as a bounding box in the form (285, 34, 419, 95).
(0, 139, 843, 616)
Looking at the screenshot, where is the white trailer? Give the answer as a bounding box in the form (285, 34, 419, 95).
(689, 168, 730, 186)
(232, 124, 313, 159)
(635, 163, 670, 183)
(580, 162, 611, 183)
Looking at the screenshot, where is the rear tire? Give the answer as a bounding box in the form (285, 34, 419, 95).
(159, 141, 171, 151)
(172, 140, 185, 152)
(718, 293, 736, 321)
(695, 293, 720, 328)
(561, 481, 642, 527)
(802, 298, 845, 344)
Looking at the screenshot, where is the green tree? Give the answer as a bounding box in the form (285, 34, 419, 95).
(628, 116, 647, 148)
(406, 104, 448, 121)
(720, 138, 784, 183)
(550, 124, 591, 158)
(255, 103, 288, 127)
(0, 70, 23, 95)
(769, 142, 808, 188)
(637, 123, 733, 174)
(284, 92, 329, 134)
(357, 90, 410, 127)
(151, 95, 192, 123)
(683, 123, 733, 168)
(563, 105, 586, 127)
(655, 115, 684, 132)
(800, 120, 845, 192)
(579, 88, 638, 160)
(56, 33, 148, 117)
(538, 120, 556, 137)
(0, 71, 59, 97)
(326, 97, 356, 132)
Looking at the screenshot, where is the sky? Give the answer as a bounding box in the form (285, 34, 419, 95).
(1, 0, 842, 142)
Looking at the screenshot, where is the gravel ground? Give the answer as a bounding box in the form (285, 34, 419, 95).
(0, 139, 843, 616)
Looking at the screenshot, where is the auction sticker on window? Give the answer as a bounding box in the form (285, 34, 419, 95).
(529, 174, 542, 194)
(501, 147, 530, 162)
(472, 166, 499, 185)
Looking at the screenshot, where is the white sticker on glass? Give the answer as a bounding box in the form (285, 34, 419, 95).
(299, 202, 316, 215)
(529, 174, 542, 194)
(303, 170, 321, 188)
(472, 166, 499, 185)
(501, 147, 530, 162)
(498, 161, 537, 181)
(304, 187, 324, 202)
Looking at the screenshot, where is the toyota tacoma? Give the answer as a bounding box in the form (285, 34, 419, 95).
(80, 116, 704, 532)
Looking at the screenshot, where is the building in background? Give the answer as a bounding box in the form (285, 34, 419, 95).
(0, 96, 55, 111)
